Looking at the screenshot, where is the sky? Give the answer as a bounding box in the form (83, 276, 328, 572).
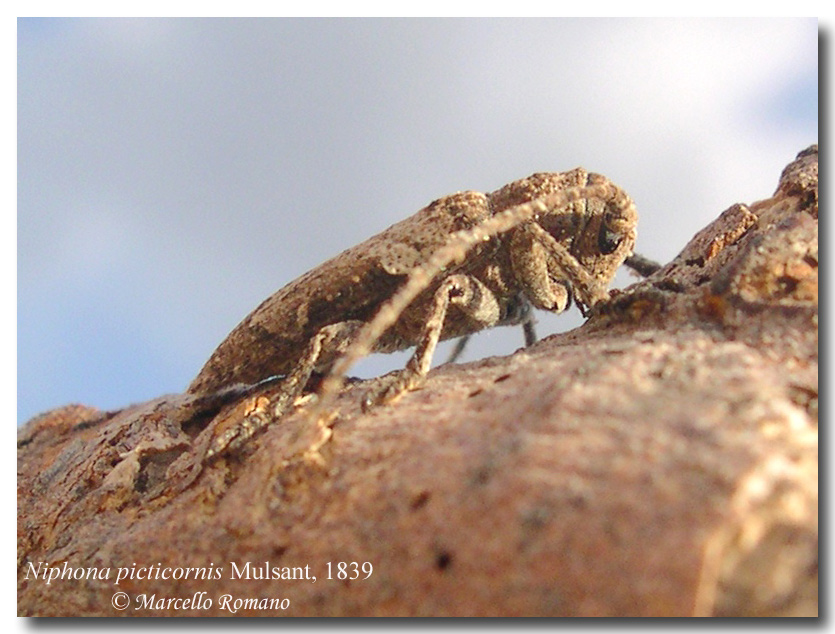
(17, 18, 818, 424)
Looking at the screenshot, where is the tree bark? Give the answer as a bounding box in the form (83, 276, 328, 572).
(18, 146, 818, 617)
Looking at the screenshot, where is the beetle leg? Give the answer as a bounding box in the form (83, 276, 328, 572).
(364, 274, 500, 408)
(205, 320, 364, 459)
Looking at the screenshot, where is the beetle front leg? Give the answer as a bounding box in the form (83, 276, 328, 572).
(364, 274, 501, 408)
(511, 223, 609, 312)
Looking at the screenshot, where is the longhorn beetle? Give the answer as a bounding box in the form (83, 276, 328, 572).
(188, 168, 645, 459)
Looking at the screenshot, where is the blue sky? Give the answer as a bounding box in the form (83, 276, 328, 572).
(17, 18, 818, 423)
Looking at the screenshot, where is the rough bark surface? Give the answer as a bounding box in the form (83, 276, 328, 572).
(18, 146, 818, 617)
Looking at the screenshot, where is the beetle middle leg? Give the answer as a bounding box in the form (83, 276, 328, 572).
(364, 274, 502, 408)
(446, 294, 536, 364)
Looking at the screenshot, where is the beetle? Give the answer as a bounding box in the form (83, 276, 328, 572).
(188, 168, 639, 457)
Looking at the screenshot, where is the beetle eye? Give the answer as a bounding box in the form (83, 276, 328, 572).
(597, 222, 622, 255)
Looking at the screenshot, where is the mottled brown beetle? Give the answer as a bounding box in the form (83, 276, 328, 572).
(189, 168, 642, 458)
